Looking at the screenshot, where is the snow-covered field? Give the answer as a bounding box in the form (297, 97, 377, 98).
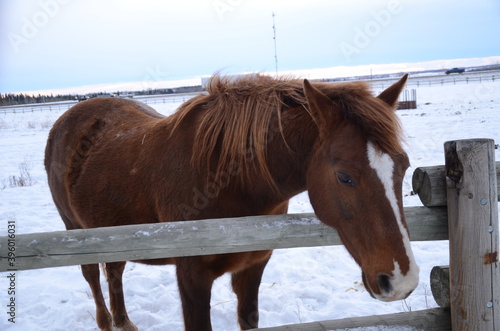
(1, 76, 499, 330)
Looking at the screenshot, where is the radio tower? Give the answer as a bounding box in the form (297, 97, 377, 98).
(272, 12, 278, 76)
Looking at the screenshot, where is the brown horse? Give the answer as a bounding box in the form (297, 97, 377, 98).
(45, 74, 419, 331)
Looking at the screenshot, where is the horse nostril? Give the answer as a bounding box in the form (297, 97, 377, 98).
(377, 273, 393, 294)
(362, 272, 375, 299)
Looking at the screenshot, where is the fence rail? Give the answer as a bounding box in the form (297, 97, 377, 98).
(0, 103, 76, 114)
(0, 207, 447, 272)
(0, 95, 194, 114)
(249, 307, 451, 331)
(331, 70, 500, 90)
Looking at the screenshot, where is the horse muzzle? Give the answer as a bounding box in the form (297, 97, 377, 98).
(362, 270, 418, 302)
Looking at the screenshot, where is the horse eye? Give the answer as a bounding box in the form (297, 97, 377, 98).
(337, 172, 355, 187)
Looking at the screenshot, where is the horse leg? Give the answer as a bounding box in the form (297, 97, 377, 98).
(176, 257, 216, 331)
(231, 254, 271, 330)
(105, 262, 137, 331)
(81, 264, 113, 331)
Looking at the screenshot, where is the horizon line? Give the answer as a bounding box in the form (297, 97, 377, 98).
(5, 55, 500, 96)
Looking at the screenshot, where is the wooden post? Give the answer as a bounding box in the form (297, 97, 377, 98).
(412, 162, 500, 207)
(444, 139, 499, 331)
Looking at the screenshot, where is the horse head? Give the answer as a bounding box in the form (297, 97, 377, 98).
(304, 75, 419, 301)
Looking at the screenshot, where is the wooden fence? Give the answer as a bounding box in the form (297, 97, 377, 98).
(0, 93, 198, 115)
(0, 139, 498, 330)
(0, 103, 75, 114)
(330, 71, 499, 90)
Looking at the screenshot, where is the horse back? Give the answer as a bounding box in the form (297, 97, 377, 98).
(44, 97, 166, 230)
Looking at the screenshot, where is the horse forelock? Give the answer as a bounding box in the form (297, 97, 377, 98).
(314, 81, 405, 157)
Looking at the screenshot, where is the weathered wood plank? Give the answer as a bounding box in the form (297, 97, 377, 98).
(404, 207, 448, 241)
(249, 307, 451, 331)
(412, 161, 500, 207)
(0, 207, 448, 272)
(430, 265, 450, 308)
(445, 139, 500, 331)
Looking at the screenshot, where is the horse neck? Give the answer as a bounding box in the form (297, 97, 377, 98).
(266, 105, 319, 199)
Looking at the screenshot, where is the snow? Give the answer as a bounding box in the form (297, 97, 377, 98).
(1, 76, 499, 330)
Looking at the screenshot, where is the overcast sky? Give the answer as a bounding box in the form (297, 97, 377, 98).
(1, 0, 499, 93)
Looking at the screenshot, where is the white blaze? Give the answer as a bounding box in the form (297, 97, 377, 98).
(367, 141, 419, 300)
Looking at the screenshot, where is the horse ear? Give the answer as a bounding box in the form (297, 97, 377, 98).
(377, 73, 408, 109)
(303, 79, 339, 131)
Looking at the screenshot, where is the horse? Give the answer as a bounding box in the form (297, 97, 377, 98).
(44, 73, 419, 331)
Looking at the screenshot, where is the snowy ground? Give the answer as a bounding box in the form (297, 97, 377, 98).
(1, 76, 499, 330)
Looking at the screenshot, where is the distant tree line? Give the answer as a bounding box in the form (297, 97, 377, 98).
(0, 93, 75, 106)
(0, 85, 203, 106)
(132, 85, 203, 95)
(135, 88, 179, 96)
